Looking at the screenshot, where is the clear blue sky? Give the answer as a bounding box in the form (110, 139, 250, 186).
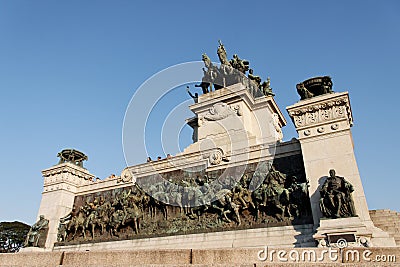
(0, 1, 399, 224)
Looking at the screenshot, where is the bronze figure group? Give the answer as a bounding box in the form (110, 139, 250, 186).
(57, 163, 312, 243)
(195, 41, 274, 98)
(53, 167, 355, 243)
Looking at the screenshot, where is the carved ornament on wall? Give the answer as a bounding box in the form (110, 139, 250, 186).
(288, 97, 352, 128)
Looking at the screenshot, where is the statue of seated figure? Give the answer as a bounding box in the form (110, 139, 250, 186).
(319, 169, 356, 218)
(24, 215, 49, 247)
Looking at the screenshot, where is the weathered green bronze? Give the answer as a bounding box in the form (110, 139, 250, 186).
(262, 77, 274, 96)
(57, 148, 88, 167)
(320, 169, 356, 218)
(296, 76, 333, 100)
(56, 158, 312, 244)
(194, 41, 273, 98)
(24, 215, 49, 247)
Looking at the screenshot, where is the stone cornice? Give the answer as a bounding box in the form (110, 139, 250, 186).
(42, 162, 95, 180)
(125, 140, 289, 179)
(69, 139, 303, 196)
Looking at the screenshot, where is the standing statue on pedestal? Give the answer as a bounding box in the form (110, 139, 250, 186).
(319, 169, 356, 218)
(261, 77, 275, 96)
(24, 215, 49, 247)
(217, 40, 230, 66)
(196, 53, 216, 93)
(248, 69, 261, 87)
(229, 54, 249, 74)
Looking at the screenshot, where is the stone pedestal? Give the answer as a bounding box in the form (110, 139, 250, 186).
(287, 92, 395, 247)
(37, 162, 95, 248)
(183, 83, 286, 164)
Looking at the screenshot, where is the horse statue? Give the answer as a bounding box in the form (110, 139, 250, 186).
(211, 189, 241, 225)
(109, 202, 141, 236)
(67, 207, 87, 240)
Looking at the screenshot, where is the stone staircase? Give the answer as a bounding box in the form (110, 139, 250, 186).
(370, 209, 400, 246)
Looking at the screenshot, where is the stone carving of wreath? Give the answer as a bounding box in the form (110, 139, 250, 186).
(119, 169, 133, 183)
(209, 150, 223, 165)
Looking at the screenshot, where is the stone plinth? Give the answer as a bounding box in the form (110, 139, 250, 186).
(52, 224, 315, 252)
(184, 83, 286, 160)
(287, 92, 395, 247)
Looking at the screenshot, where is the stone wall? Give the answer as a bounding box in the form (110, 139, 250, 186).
(2, 247, 399, 266)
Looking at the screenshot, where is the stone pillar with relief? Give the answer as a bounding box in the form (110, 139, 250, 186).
(36, 150, 95, 249)
(287, 90, 395, 247)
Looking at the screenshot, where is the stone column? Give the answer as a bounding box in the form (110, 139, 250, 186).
(37, 162, 94, 249)
(287, 92, 395, 247)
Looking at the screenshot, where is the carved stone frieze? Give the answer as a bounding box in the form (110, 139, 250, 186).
(42, 163, 95, 187)
(288, 95, 352, 129)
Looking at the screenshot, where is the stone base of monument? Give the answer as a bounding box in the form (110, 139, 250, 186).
(3, 247, 400, 266)
(51, 224, 315, 252)
(313, 216, 397, 248)
(18, 247, 50, 253)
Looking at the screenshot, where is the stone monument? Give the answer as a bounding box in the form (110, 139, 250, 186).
(25, 43, 396, 254)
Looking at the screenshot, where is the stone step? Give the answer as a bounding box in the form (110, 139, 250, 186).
(370, 212, 399, 217)
(374, 226, 400, 233)
(370, 209, 400, 247)
(375, 224, 400, 230)
(371, 214, 400, 219)
(372, 220, 399, 227)
(374, 224, 400, 232)
(371, 215, 400, 219)
(370, 217, 400, 222)
(374, 215, 400, 220)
